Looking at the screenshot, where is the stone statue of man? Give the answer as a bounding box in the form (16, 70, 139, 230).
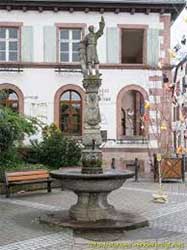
(80, 16, 105, 76)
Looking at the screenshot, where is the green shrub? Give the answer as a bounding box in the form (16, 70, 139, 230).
(17, 146, 40, 164)
(0, 106, 38, 168)
(30, 124, 81, 169)
(0, 147, 21, 167)
(3, 163, 47, 171)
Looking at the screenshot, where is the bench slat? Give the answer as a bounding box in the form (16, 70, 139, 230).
(7, 170, 48, 177)
(4, 169, 52, 198)
(8, 174, 49, 182)
(9, 179, 51, 185)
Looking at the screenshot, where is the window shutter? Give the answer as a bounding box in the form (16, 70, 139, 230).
(43, 26, 57, 62)
(147, 28, 159, 67)
(106, 27, 119, 63)
(21, 26, 33, 62)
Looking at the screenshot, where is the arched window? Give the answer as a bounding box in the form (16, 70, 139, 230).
(60, 90, 82, 135)
(117, 85, 148, 139)
(121, 90, 144, 136)
(0, 89, 19, 112)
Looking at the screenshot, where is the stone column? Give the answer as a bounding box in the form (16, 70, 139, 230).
(81, 75, 103, 174)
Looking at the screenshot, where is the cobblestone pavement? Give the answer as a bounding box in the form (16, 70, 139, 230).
(1, 178, 187, 249)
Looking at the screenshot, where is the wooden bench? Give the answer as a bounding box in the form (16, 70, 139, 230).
(4, 169, 52, 198)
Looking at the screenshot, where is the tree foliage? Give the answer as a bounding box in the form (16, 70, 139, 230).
(0, 106, 38, 166)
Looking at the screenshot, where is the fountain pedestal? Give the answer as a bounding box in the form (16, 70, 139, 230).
(50, 169, 134, 222)
(70, 191, 115, 221)
(81, 76, 103, 174)
(41, 169, 148, 239)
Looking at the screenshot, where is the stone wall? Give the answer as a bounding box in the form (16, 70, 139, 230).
(102, 149, 153, 173)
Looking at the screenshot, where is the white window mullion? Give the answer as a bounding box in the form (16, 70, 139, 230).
(6, 29, 9, 61)
(70, 30, 73, 63)
(60, 28, 81, 63)
(59, 32, 61, 61)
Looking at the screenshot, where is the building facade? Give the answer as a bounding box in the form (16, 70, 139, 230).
(0, 0, 185, 171)
(173, 56, 187, 151)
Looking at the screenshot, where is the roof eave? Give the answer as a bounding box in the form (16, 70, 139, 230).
(0, 1, 185, 21)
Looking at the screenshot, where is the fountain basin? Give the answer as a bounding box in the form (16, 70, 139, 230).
(50, 169, 135, 222)
(40, 168, 148, 237)
(50, 169, 134, 193)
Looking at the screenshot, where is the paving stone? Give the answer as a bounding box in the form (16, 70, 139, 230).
(1, 179, 187, 249)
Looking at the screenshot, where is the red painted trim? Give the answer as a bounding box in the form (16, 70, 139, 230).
(102, 147, 156, 153)
(18, 25, 22, 62)
(150, 103, 163, 110)
(55, 23, 87, 28)
(0, 22, 23, 27)
(149, 75, 163, 81)
(159, 14, 171, 65)
(0, 62, 172, 70)
(118, 24, 149, 29)
(149, 88, 163, 96)
(0, 83, 24, 113)
(56, 26, 59, 63)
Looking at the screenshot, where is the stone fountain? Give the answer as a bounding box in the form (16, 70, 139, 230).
(41, 17, 148, 238)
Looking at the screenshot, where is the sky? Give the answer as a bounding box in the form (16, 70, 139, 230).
(170, 7, 187, 64)
(171, 7, 187, 48)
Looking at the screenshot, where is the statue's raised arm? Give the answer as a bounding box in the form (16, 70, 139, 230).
(96, 16, 105, 39)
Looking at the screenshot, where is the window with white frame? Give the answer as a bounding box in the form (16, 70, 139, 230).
(0, 27, 19, 62)
(59, 29, 82, 63)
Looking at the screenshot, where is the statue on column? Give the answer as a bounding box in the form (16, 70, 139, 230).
(80, 16, 105, 77)
(81, 17, 104, 174)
